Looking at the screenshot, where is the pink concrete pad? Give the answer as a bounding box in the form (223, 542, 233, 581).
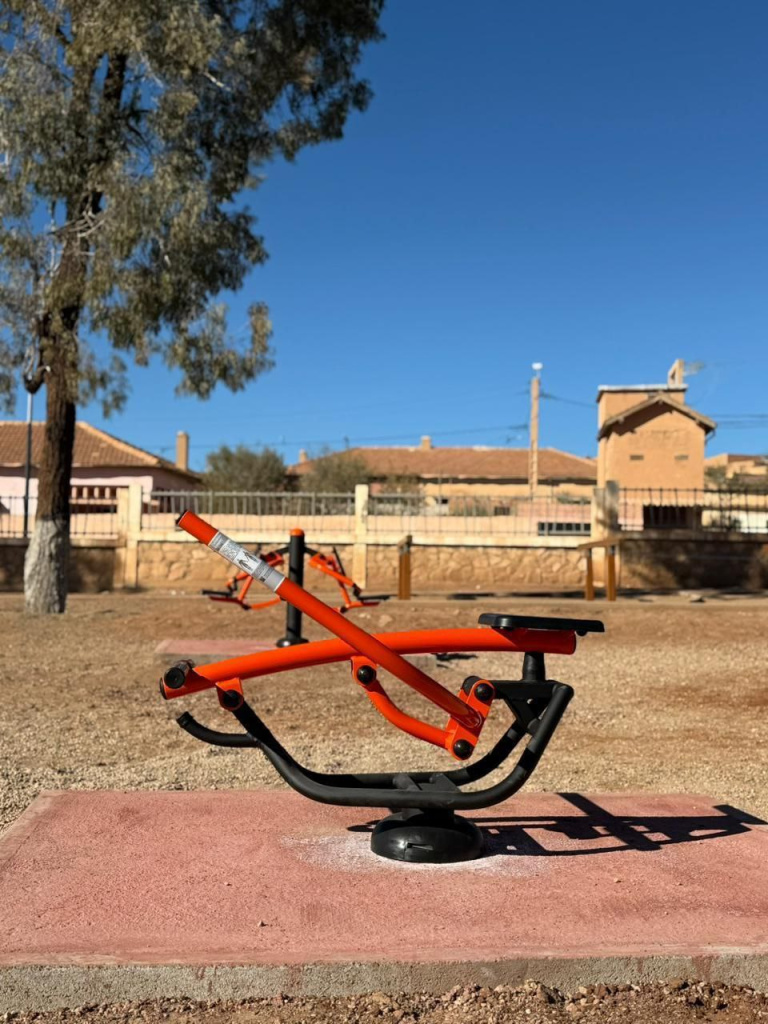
(2, 790, 767, 976)
(155, 638, 273, 660)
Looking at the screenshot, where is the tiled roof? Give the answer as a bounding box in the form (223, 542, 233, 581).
(289, 446, 596, 483)
(598, 395, 716, 439)
(706, 453, 767, 465)
(597, 384, 687, 395)
(0, 421, 200, 481)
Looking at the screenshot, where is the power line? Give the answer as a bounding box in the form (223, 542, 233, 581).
(541, 391, 594, 409)
(158, 422, 530, 454)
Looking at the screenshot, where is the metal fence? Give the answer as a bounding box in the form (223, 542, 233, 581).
(619, 488, 768, 535)
(0, 493, 119, 539)
(141, 490, 356, 533)
(367, 492, 592, 538)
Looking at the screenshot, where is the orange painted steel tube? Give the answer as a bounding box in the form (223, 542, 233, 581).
(364, 680, 445, 749)
(178, 510, 479, 728)
(160, 626, 577, 700)
(277, 577, 477, 726)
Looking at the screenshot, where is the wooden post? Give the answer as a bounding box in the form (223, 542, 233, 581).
(606, 543, 617, 602)
(397, 534, 412, 601)
(584, 548, 595, 601)
(114, 482, 143, 589)
(352, 483, 369, 587)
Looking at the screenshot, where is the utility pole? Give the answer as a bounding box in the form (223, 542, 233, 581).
(23, 391, 33, 539)
(529, 362, 542, 495)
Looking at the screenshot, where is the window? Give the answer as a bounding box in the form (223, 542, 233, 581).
(537, 521, 591, 536)
(675, 454, 689, 461)
(629, 454, 644, 461)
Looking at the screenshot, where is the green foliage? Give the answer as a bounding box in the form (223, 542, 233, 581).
(302, 448, 369, 492)
(704, 465, 728, 488)
(0, 0, 385, 410)
(204, 444, 287, 491)
(384, 474, 422, 494)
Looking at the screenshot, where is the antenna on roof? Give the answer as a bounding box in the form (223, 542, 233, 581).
(668, 359, 706, 391)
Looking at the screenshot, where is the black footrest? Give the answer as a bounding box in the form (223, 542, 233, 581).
(479, 613, 604, 636)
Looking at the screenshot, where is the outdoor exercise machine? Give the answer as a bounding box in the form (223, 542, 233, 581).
(159, 509, 604, 863)
(201, 527, 378, 643)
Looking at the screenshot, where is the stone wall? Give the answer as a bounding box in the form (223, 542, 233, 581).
(365, 544, 584, 590)
(0, 540, 116, 593)
(619, 534, 768, 591)
(136, 541, 356, 592)
(135, 540, 585, 592)
(6, 531, 762, 597)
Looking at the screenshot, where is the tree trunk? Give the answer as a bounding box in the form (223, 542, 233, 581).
(24, 345, 76, 615)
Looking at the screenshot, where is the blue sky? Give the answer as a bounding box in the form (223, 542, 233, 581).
(17, 0, 768, 468)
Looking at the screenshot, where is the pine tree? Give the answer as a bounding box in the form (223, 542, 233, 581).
(0, 0, 383, 612)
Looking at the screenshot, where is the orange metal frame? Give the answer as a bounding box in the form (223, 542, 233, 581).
(208, 550, 285, 610)
(307, 551, 379, 612)
(207, 546, 376, 614)
(167, 510, 578, 760)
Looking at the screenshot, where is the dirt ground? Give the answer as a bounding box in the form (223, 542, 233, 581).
(1, 588, 767, 1023)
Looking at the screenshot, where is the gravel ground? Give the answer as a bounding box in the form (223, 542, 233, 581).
(1, 588, 767, 1022)
(6, 981, 768, 1024)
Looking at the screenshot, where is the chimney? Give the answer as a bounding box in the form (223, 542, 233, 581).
(175, 431, 189, 472)
(298, 449, 308, 464)
(667, 359, 685, 389)
(420, 435, 432, 450)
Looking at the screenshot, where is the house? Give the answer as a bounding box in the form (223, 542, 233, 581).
(288, 435, 596, 499)
(596, 361, 716, 490)
(0, 422, 200, 516)
(705, 453, 768, 487)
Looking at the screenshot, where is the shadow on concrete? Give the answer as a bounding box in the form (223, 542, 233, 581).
(351, 794, 766, 858)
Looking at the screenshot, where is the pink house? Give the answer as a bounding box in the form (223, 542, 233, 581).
(0, 421, 200, 518)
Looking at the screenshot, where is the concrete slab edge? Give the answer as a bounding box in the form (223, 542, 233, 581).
(2, 954, 768, 1013)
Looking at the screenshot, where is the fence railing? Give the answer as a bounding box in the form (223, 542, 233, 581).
(3, 486, 767, 543)
(619, 488, 768, 535)
(367, 491, 592, 538)
(0, 493, 119, 539)
(141, 490, 356, 533)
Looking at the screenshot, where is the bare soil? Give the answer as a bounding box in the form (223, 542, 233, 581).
(1, 588, 767, 1023)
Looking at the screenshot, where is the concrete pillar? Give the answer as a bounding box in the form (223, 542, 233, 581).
(352, 483, 369, 587)
(115, 482, 143, 589)
(591, 481, 619, 539)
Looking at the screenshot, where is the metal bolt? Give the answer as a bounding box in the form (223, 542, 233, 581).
(453, 739, 473, 760)
(220, 689, 242, 710)
(474, 683, 494, 702)
(163, 664, 188, 690)
(356, 665, 376, 685)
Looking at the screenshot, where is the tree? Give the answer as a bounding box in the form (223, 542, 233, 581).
(0, 0, 384, 613)
(302, 449, 369, 492)
(204, 444, 286, 491)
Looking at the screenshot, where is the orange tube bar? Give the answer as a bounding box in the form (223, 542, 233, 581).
(178, 510, 479, 728)
(160, 626, 577, 700)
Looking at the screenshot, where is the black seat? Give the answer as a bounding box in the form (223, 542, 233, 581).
(478, 613, 605, 636)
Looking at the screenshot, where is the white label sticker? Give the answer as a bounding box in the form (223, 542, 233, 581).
(210, 533, 285, 592)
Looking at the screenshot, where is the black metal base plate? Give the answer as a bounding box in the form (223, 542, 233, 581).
(370, 808, 484, 863)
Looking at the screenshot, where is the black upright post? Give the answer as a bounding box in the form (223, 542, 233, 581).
(277, 528, 308, 647)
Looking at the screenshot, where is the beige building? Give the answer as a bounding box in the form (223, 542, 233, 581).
(705, 453, 768, 487)
(596, 363, 716, 490)
(289, 436, 596, 499)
